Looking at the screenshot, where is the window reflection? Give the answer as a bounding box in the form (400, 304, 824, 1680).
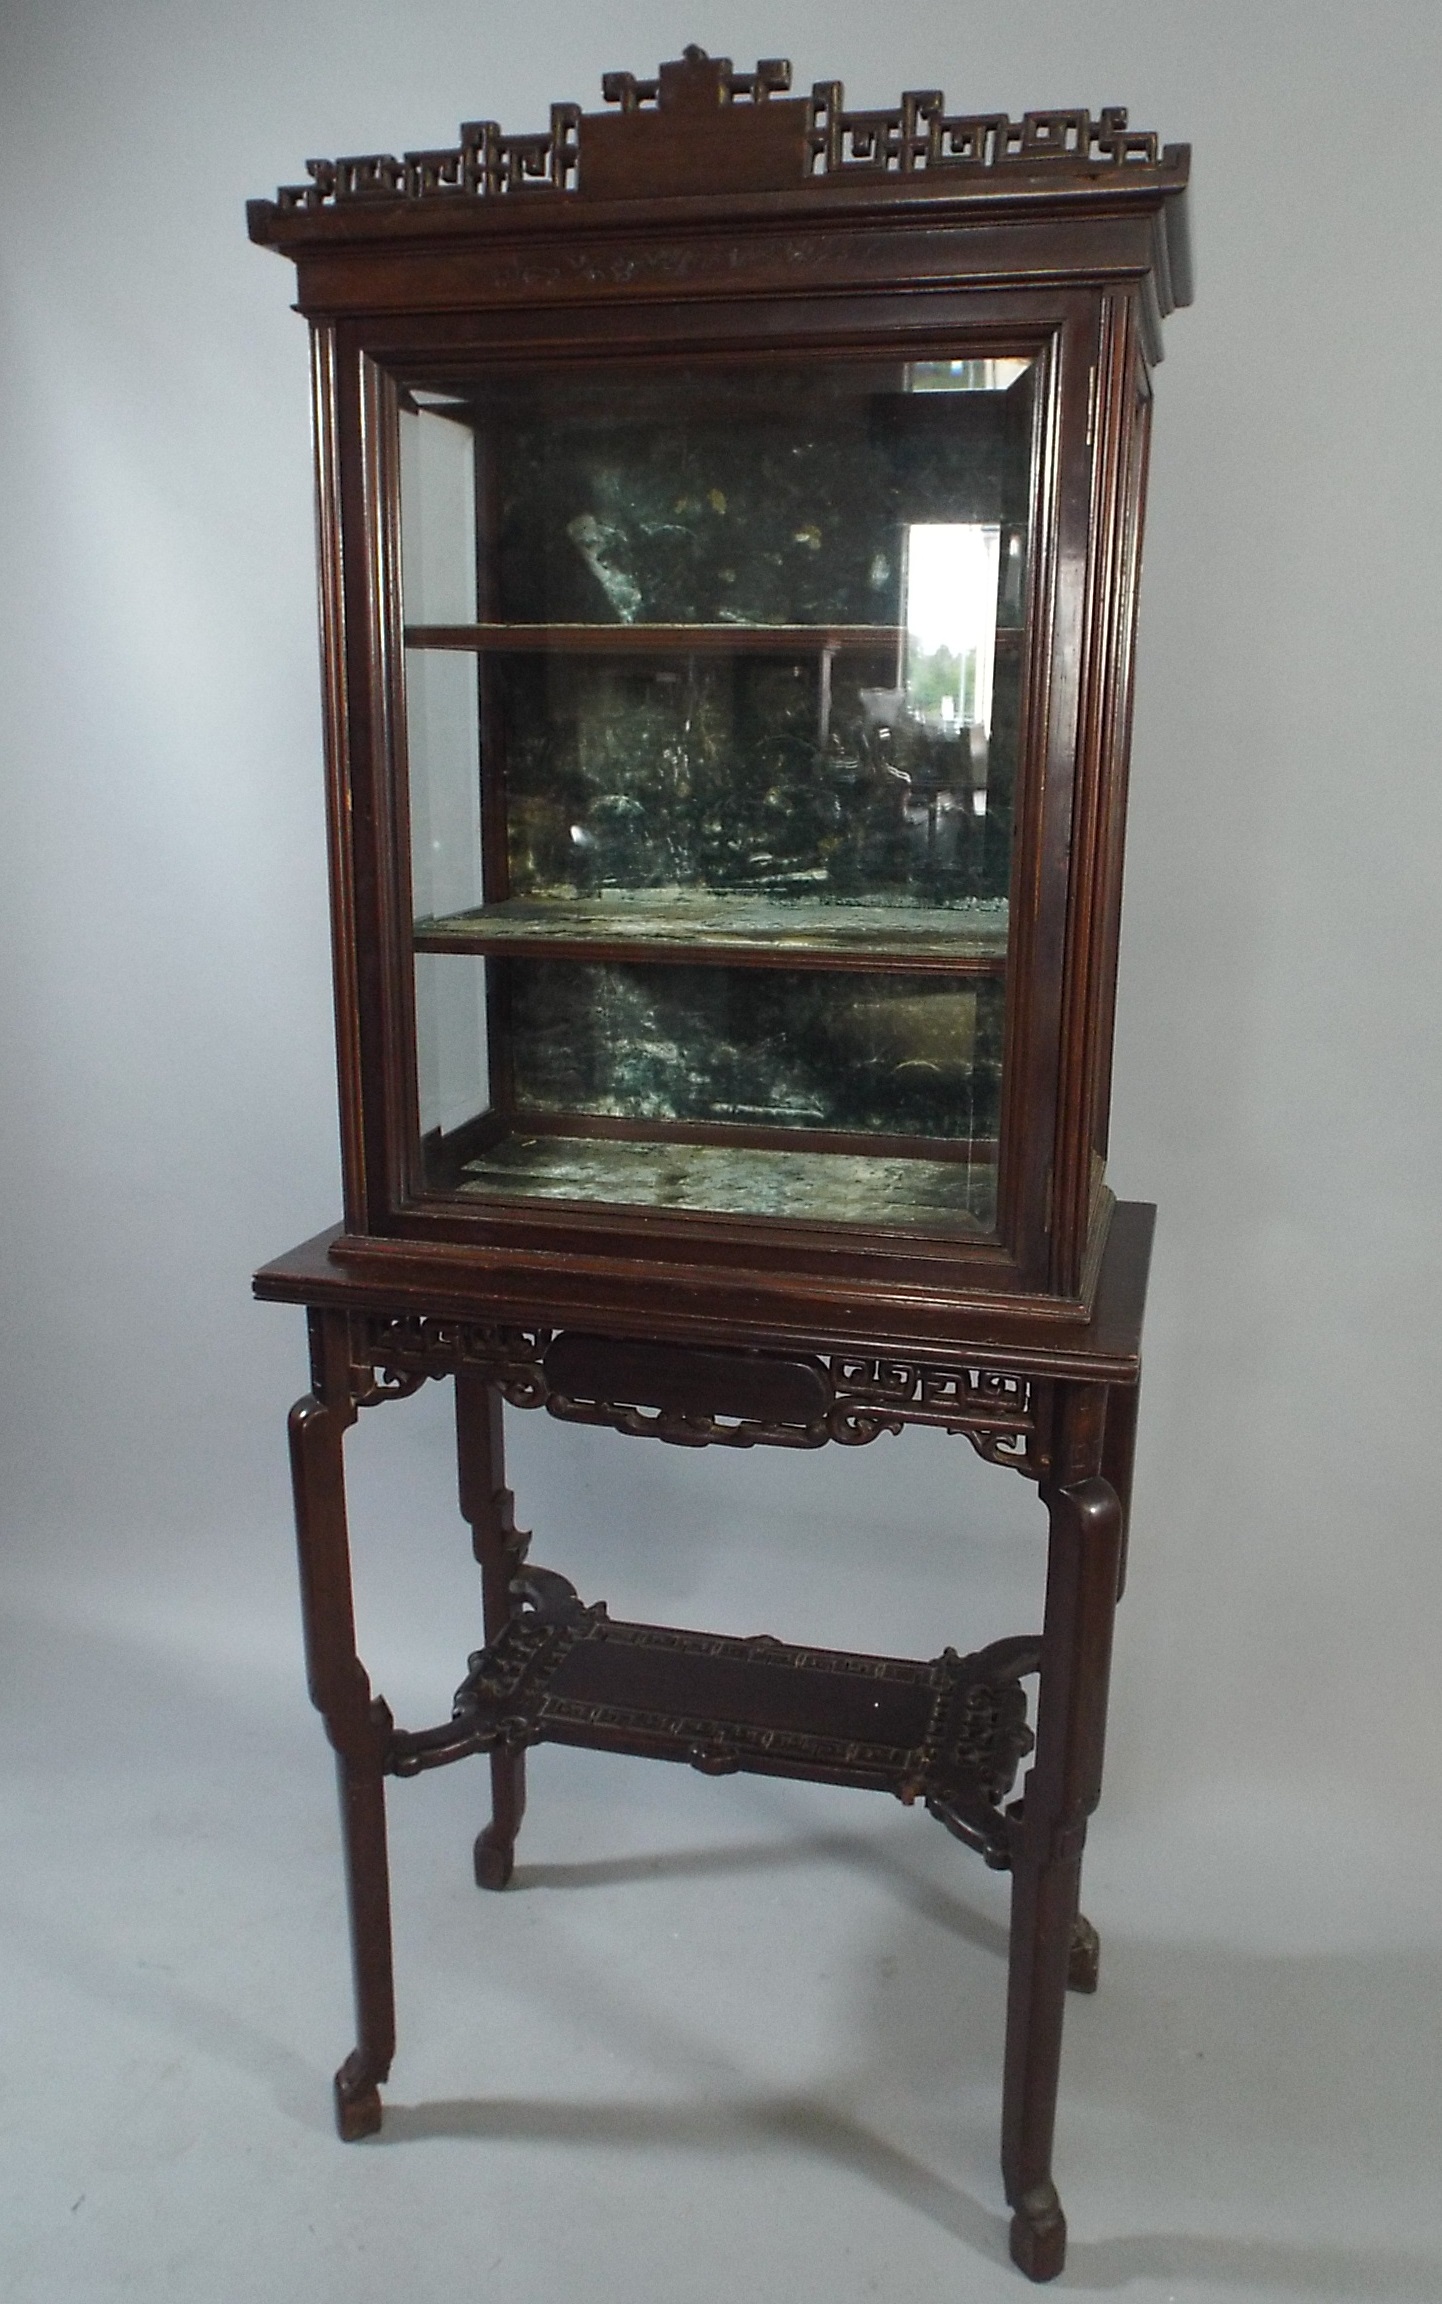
(859, 522, 1002, 878)
(905, 523, 1001, 741)
(907, 357, 1032, 395)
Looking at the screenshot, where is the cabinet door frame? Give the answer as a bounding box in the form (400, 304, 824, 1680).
(313, 266, 1143, 1319)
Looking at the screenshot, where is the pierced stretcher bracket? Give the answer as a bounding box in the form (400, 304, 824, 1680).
(387, 1567, 1040, 1866)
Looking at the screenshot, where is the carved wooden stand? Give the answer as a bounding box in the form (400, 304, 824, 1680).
(258, 1204, 1150, 2283)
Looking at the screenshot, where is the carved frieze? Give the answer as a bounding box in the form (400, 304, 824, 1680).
(350, 1312, 1044, 1475)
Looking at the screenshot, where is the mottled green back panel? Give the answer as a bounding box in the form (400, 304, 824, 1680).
(506, 962, 1003, 1144)
(487, 365, 1032, 627)
(499, 646, 1020, 911)
(479, 361, 1035, 918)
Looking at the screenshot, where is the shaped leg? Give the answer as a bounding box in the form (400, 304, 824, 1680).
(1103, 1378, 1141, 1603)
(1067, 1910, 1101, 1995)
(290, 1311, 397, 2137)
(1002, 1392, 1123, 2282)
(456, 1368, 530, 1889)
(332, 1757, 395, 2137)
(1051, 1373, 1138, 2004)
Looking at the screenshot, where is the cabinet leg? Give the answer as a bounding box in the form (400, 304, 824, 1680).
(1003, 1855, 1077, 2279)
(457, 1368, 530, 1889)
(1067, 1910, 1101, 1995)
(333, 1756, 396, 2138)
(291, 1311, 398, 2138)
(1103, 1379, 1141, 1603)
(1002, 1439, 1123, 2282)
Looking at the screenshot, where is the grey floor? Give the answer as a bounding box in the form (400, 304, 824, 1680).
(3, 1391, 1437, 2304)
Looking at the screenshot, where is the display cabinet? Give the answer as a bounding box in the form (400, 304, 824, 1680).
(251, 51, 1189, 2280)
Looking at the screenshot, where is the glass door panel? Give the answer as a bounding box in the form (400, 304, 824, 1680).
(398, 354, 1039, 1234)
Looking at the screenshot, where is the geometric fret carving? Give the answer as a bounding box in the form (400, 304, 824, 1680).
(809, 87, 1161, 178)
(255, 46, 1171, 220)
(349, 1312, 1046, 1477)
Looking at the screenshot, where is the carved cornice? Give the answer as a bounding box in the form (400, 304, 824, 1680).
(350, 1313, 1046, 1477)
(251, 46, 1181, 226)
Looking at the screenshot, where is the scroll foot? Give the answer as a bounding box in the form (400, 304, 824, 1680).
(1067, 1912, 1100, 1994)
(1008, 2180, 1067, 2281)
(474, 1825, 515, 1891)
(333, 2056, 383, 2141)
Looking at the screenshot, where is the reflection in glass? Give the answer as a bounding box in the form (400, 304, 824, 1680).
(398, 394, 476, 624)
(908, 358, 1033, 394)
(414, 951, 490, 1149)
(406, 650, 482, 920)
(838, 521, 1006, 880)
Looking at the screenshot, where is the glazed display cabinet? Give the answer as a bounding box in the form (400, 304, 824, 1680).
(251, 50, 1190, 2280)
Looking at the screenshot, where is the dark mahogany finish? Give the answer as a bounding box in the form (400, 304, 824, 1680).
(252, 52, 1185, 2280)
(260, 1203, 1152, 2276)
(250, 46, 1189, 1333)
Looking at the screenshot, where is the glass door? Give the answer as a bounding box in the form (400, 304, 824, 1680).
(398, 353, 1039, 1235)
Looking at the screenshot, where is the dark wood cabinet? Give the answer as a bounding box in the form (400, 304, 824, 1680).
(251, 51, 1189, 2280)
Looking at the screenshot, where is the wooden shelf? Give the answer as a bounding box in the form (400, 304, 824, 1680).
(453, 1132, 998, 1229)
(405, 621, 1024, 656)
(405, 621, 903, 654)
(386, 1564, 1038, 1867)
(413, 892, 1010, 972)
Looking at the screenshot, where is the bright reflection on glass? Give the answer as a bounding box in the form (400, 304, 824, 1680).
(907, 358, 1032, 394)
(900, 523, 1001, 826)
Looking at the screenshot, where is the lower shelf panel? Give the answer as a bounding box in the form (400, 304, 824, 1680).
(455, 1131, 998, 1231)
(386, 1568, 1040, 1867)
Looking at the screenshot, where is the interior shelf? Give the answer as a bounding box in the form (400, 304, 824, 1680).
(405, 621, 1024, 655)
(407, 621, 901, 654)
(413, 891, 1011, 970)
(454, 1132, 998, 1229)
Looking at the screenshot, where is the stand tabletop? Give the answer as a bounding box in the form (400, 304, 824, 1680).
(255, 1202, 1153, 1384)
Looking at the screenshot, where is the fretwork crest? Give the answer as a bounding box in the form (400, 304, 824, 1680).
(263, 47, 1165, 214)
(808, 91, 1157, 176)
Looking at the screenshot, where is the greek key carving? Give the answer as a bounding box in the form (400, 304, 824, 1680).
(353, 1316, 551, 1410)
(257, 49, 1166, 219)
(808, 91, 1158, 177)
(349, 1313, 1042, 1475)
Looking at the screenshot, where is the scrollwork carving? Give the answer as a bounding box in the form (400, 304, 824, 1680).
(352, 1366, 428, 1409)
(348, 1313, 1042, 1475)
(385, 1568, 1039, 1868)
(546, 1393, 832, 1451)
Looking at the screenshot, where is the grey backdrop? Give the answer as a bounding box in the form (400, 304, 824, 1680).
(2, 4, 1440, 2300)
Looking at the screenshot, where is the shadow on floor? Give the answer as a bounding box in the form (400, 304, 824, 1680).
(4, 1608, 1438, 2299)
(517, 1829, 1011, 1961)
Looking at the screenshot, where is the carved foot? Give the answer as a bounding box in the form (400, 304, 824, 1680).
(1068, 1912, 1100, 1994)
(333, 2057, 383, 2141)
(1008, 2181, 1067, 2281)
(474, 1826, 515, 1891)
